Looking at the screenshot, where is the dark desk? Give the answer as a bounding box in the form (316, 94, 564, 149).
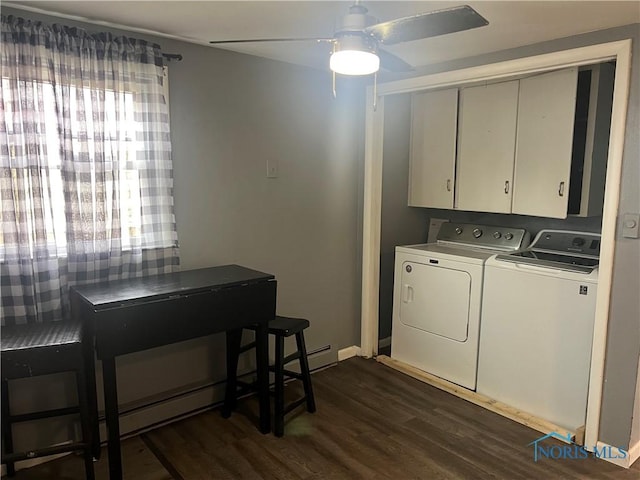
(70, 265, 276, 480)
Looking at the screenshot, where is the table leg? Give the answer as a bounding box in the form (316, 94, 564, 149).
(102, 357, 123, 480)
(255, 322, 271, 434)
(222, 328, 243, 418)
(83, 338, 101, 460)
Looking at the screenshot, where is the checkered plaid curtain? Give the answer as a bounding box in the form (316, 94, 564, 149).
(1, 16, 180, 325)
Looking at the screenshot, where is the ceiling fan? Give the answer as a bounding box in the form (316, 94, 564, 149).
(210, 2, 489, 76)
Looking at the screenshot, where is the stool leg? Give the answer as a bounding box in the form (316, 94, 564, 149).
(82, 333, 100, 460)
(76, 370, 95, 480)
(223, 328, 243, 418)
(274, 334, 285, 437)
(1, 380, 15, 476)
(255, 322, 271, 435)
(295, 332, 316, 413)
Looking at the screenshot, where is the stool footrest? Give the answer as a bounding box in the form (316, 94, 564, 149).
(1, 441, 89, 463)
(282, 351, 301, 365)
(282, 370, 303, 380)
(8, 406, 80, 424)
(236, 379, 257, 395)
(283, 397, 307, 415)
(239, 342, 257, 354)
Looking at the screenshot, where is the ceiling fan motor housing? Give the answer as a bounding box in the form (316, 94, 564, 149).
(333, 32, 377, 55)
(339, 5, 378, 35)
(331, 5, 380, 76)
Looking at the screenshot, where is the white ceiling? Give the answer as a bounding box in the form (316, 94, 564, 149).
(4, 1, 640, 72)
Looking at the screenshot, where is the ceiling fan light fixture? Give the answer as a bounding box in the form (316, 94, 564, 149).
(330, 34, 380, 76)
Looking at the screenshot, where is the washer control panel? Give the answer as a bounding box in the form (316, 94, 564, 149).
(436, 222, 529, 251)
(531, 230, 601, 257)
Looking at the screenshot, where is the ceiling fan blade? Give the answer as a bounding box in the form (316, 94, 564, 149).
(378, 49, 413, 72)
(365, 5, 488, 46)
(210, 37, 333, 45)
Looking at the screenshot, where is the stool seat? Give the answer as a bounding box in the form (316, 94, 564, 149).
(268, 316, 310, 337)
(2, 321, 82, 352)
(1, 321, 95, 479)
(2, 321, 85, 381)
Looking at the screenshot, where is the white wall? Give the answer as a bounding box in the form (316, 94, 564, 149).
(168, 39, 365, 363)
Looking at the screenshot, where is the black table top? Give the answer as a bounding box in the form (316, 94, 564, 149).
(70, 265, 275, 310)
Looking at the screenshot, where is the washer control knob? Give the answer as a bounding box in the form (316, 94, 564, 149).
(472, 228, 483, 238)
(493, 231, 502, 239)
(455, 227, 463, 235)
(504, 233, 514, 240)
(572, 237, 585, 247)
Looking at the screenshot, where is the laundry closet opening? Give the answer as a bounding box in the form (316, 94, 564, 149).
(378, 61, 615, 355)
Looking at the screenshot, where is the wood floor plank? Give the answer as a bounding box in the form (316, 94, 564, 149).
(9, 436, 171, 480)
(13, 357, 639, 479)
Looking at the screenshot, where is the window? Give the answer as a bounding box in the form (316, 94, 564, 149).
(1, 14, 179, 325)
(0, 68, 173, 260)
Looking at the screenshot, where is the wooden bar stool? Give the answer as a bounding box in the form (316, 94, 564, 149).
(1, 321, 95, 479)
(224, 316, 316, 437)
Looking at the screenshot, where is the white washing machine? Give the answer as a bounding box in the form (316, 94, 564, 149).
(477, 230, 601, 431)
(391, 222, 529, 390)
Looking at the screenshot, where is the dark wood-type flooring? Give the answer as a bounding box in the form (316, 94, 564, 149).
(11, 357, 639, 479)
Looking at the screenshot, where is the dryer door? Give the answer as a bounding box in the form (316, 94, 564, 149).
(399, 261, 471, 342)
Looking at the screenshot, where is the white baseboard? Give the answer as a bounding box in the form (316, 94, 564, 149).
(628, 439, 640, 467)
(595, 440, 636, 468)
(378, 336, 391, 349)
(605, 438, 640, 468)
(338, 345, 361, 361)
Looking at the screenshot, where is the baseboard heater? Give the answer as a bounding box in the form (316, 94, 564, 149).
(100, 344, 334, 442)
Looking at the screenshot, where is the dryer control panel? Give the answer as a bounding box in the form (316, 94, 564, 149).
(436, 222, 529, 252)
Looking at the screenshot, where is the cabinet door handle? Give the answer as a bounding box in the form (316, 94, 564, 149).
(558, 181, 565, 197)
(504, 181, 510, 194)
(446, 179, 452, 192)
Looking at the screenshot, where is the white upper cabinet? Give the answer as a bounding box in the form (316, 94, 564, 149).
(512, 68, 579, 218)
(456, 81, 520, 213)
(406, 64, 611, 218)
(408, 89, 458, 209)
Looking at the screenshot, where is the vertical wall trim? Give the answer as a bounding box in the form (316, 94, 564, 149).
(360, 89, 385, 358)
(585, 39, 632, 448)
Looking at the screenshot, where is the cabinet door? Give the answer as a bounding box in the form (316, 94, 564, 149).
(408, 89, 458, 208)
(456, 81, 519, 213)
(512, 67, 579, 218)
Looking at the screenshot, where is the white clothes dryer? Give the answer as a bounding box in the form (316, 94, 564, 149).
(391, 222, 529, 390)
